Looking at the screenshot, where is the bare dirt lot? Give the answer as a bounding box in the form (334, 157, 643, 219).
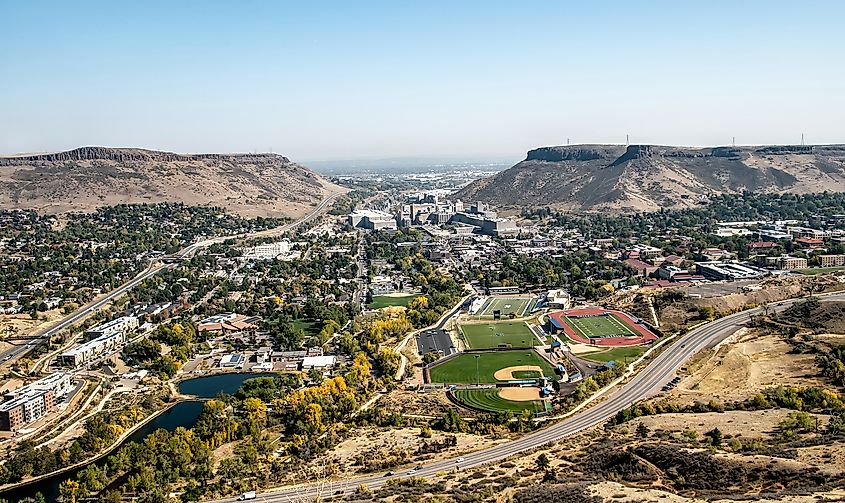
(669, 329, 822, 404)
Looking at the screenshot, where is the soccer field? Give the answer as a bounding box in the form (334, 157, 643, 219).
(477, 297, 535, 318)
(428, 351, 557, 384)
(460, 321, 537, 349)
(564, 313, 636, 339)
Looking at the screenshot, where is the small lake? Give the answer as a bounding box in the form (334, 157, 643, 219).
(2, 372, 267, 502)
(179, 372, 276, 397)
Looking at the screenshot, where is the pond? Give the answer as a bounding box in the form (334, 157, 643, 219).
(178, 372, 277, 398)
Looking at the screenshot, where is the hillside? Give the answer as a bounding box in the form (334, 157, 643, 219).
(0, 147, 346, 217)
(455, 144, 845, 213)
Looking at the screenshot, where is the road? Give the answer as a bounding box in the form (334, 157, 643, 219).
(0, 193, 341, 367)
(209, 293, 844, 502)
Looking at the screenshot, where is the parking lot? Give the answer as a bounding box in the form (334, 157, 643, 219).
(416, 328, 456, 356)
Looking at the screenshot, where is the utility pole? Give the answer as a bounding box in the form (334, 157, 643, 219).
(626, 134, 629, 146)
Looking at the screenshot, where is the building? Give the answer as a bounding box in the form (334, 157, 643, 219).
(487, 286, 520, 295)
(241, 241, 292, 260)
(545, 289, 571, 309)
(4, 372, 73, 402)
(301, 355, 337, 370)
(0, 389, 55, 431)
(764, 255, 808, 270)
(695, 261, 766, 281)
(348, 210, 397, 231)
(624, 258, 658, 277)
(658, 264, 687, 280)
(796, 237, 824, 249)
(219, 353, 245, 368)
(748, 241, 778, 252)
(197, 313, 261, 333)
(59, 332, 125, 367)
(819, 254, 845, 267)
(83, 316, 138, 341)
(0, 374, 71, 432)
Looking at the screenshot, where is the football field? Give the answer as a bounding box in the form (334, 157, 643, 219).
(460, 321, 537, 349)
(476, 296, 535, 318)
(563, 313, 636, 339)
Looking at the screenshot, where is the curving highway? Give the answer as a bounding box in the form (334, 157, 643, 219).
(209, 292, 845, 502)
(0, 193, 341, 368)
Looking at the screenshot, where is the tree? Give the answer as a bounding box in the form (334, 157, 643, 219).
(704, 427, 723, 446)
(636, 421, 650, 438)
(59, 479, 81, 503)
(536, 453, 550, 470)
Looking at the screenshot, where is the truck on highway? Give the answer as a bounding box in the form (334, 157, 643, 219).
(239, 491, 256, 500)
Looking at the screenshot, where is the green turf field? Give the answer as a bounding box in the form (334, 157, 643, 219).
(797, 266, 845, 276)
(460, 321, 537, 349)
(453, 388, 544, 413)
(563, 313, 636, 340)
(368, 294, 418, 308)
(476, 297, 535, 318)
(581, 345, 646, 363)
(428, 351, 557, 384)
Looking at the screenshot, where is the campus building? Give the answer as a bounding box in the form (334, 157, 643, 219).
(0, 373, 72, 431)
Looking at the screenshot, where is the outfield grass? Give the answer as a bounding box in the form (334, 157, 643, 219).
(797, 266, 845, 276)
(564, 313, 636, 339)
(460, 321, 537, 349)
(581, 345, 646, 363)
(428, 351, 557, 384)
(453, 388, 544, 413)
(368, 294, 418, 309)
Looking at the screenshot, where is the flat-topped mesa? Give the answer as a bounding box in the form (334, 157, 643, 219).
(0, 147, 291, 165)
(526, 145, 623, 163)
(610, 144, 655, 166)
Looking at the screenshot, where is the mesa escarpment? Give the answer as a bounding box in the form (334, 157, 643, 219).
(0, 147, 346, 217)
(456, 144, 845, 213)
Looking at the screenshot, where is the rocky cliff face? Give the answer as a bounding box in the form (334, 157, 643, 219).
(455, 144, 845, 214)
(0, 147, 345, 217)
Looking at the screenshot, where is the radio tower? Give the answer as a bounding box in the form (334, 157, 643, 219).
(732, 136, 736, 147)
(801, 133, 805, 146)
(626, 134, 629, 146)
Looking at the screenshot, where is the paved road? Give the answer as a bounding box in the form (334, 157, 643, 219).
(0, 193, 341, 367)
(209, 294, 843, 502)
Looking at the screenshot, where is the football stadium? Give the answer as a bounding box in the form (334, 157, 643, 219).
(459, 321, 538, 349)
(473, 296, 537, 319)
(548, 307, 657, 347)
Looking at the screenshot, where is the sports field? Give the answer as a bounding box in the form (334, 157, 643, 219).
(549, 307, 658, 347)
(460, 321, 537, 349)
(564, 313, 635, 339)
(475, 296, 536, 318)
(428, 351, 557, 384)
(453, 388, 545, 413)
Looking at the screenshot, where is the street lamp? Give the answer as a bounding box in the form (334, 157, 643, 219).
(475, 354, 480, 386)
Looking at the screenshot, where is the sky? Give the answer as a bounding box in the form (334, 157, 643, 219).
(2, 1, 844, 162)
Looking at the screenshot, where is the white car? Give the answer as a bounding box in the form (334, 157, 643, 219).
(456, 457, 465, 463)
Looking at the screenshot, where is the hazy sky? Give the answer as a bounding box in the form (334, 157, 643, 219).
(2, 1, 844, 161)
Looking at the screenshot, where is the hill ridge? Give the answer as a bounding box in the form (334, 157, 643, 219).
(455, 143, 845, 213)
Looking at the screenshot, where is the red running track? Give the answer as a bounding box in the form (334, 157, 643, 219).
(548, 308, 657, 347)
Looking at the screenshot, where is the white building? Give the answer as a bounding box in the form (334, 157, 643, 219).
(545, 289, 571, 309)
(348, 210, 397, 231)
(241, 241, 292, 260)
(84, 316, 138, 341)
(301, 355, 337, 370)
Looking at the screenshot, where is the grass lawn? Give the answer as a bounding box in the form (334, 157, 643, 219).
(428, 351, 557, 384)
(368, 294, 419, 309)
(477, 297, 535, 318)
(564, 313, 636, 339)
(512, 370, 542, 379)
(291, 319, 321, 336)
(460, 321, 537, 349)
(581, 345, 646, 364)
(797, 266, 845, 276)
(453, 388, 544, 413)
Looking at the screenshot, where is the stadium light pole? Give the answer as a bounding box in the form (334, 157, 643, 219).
(475, 354, 480, 386)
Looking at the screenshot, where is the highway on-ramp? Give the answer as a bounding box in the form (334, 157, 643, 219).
(0, 193, 341, 367)
(209, 293, 845, 502)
